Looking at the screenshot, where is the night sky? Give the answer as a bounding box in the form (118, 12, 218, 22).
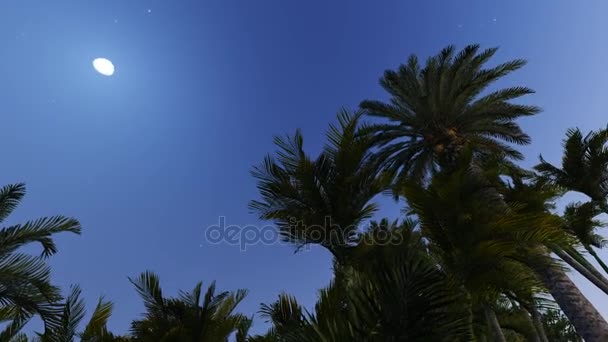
(1, 0, 607, 335)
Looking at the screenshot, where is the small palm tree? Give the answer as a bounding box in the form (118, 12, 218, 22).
(360, 44, 540, 182)
(250, 110, 387, 262)
(128, 271, 247, 341)
(0, 183, 81, 340)
(34, 285, 125, 342)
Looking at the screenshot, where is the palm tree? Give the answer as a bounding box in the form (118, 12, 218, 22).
(505, 172, 608, 294)
(562, 201, 608, 275)
(34, 285, 126, 342)
(360, 44, 540, 183)
(399, 161, 568, 342)
(0, 183, 81, 340)
(128, 271, 247, 341)
(250, 110, 387, 262)
(536, 127, 608, 207)
(361, 45, 608, 340)
(536, 127, 608, 274)
(255, 221, 473, 341)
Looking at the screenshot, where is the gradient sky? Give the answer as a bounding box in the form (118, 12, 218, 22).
(1, 0, 607, 336)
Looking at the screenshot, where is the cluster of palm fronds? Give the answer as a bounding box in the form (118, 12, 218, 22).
(3, 45, 608, 341)
(248, 45, 608, 341)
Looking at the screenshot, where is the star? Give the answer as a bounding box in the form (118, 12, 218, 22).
(114, 18, 118, 23)
(147, 9, 152, 14)
(492, 18, 497, 22)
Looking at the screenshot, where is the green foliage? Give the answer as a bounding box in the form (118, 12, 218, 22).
(249, 110, 388, 260)
(536, 127, 608, 206)
(361, 44, 539, 183)
(256, 222, 473, 341)
(0, 183, 81, 340)
(128, 271, 248, 341)
(35, 285, 124, 342)
(541, 309, 583, 342)
(9, 44, 605, 341)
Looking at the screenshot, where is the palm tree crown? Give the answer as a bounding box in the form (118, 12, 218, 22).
(249, 110, 387, 260)
(536, 127, 608, 208)
(361, 44, 540, 182)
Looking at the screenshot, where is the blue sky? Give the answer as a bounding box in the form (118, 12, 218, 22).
(1, 0, 607, 335)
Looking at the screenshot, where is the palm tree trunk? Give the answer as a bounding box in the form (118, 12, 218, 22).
(529, 306, 549, 342)
(564, 246, 608, 285)
(553, 248, 608, 294)
(533, 262, 608, 341)
(484, 306, 506, 342)
(585, 244, 608, 276)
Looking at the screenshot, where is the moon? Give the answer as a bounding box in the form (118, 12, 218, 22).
(92, 58, 115, 76)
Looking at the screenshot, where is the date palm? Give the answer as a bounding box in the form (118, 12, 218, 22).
(250, 110, 387, 262)
(0, 183, 81, 340)
(128, 271, 247, 341)
(360, 44, 539, 183)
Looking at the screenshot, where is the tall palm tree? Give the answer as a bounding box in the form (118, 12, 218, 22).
(536, 127, 608, 274)
(360, 44, 540, 183)
(0, 183, 81, 340)
(250, 110, 387, 262)
(128, 271, 247, 341)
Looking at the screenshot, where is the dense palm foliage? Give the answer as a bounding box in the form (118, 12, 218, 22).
(251, 221, 473, 341)
(8, 44, 608, 341)
(400, 159, 568, 341)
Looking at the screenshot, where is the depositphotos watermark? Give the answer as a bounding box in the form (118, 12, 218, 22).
(203, 216, 406, 251)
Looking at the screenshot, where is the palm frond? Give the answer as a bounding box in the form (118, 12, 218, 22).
(0, 183, 26, 224)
